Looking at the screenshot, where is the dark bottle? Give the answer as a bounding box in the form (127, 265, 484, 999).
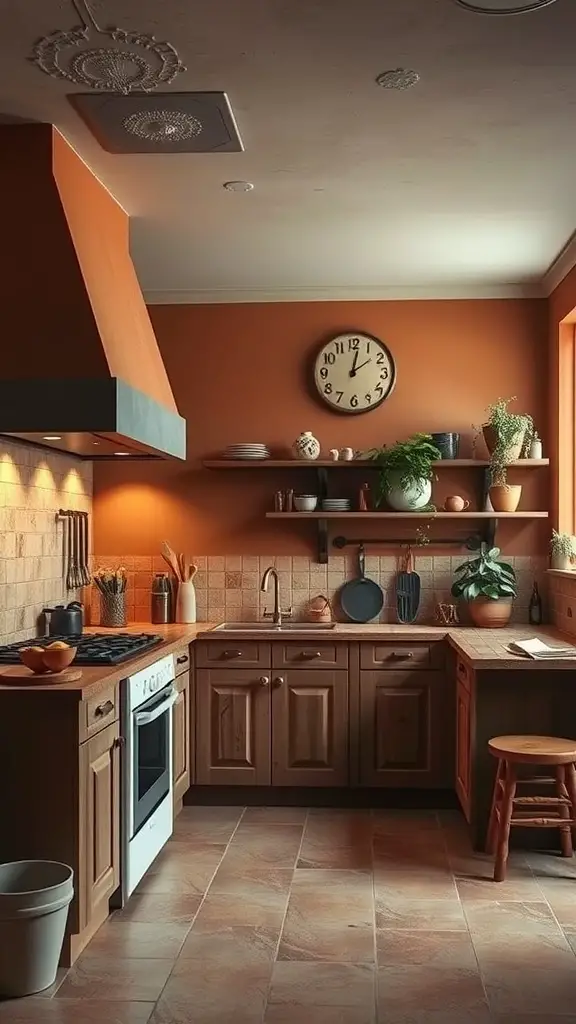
(528, 581, 542, 626)
(151, 573, 170, 624)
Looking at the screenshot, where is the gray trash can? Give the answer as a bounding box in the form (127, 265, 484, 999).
(0, 860, 74, 997)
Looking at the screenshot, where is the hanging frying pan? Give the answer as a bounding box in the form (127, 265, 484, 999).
(339, 545, 385, 623)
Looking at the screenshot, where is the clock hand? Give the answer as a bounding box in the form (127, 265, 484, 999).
(352, 358, 372, 374)
(349, 351, 359, 378)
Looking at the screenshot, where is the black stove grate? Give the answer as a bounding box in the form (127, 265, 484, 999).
(0, 633, 163, 666)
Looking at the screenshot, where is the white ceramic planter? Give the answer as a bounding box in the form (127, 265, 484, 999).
(529, 439, 543, 459)
(551, 553, 572, 571)
(385, 477, 432, 511)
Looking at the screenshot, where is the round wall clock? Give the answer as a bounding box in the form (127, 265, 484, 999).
(313, 331, 396, 414)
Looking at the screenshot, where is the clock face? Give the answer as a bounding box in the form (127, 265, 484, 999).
(313, 332, 396, 414)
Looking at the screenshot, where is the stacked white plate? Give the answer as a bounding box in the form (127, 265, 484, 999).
(222, 443, 271, 460)
(322, 498, 352, 511)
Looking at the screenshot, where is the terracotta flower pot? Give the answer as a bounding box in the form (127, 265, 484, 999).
(482, 424, 525, 462)
(488, 484, 522, 513)
(468, 597, 513, 628)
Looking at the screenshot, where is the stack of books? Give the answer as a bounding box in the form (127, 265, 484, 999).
(506, 637, 576, 660)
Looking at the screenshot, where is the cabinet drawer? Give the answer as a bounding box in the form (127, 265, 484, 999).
(361, 642, 441, 671)
(272, 641, 348, 670)
(83, 686, 118, 739)
(173, 646, 191, 677)
(195, 640, 270, 669)
(456, 656, 472, 692)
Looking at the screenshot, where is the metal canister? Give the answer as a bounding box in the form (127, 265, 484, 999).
(151, 573, 170, 624)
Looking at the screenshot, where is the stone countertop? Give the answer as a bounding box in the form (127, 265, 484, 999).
(1, 622, 575, 698)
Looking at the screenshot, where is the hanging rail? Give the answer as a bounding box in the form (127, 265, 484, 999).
(332, 533, 482, 550)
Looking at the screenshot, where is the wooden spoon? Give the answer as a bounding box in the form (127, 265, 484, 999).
(161, 541, 182, 582)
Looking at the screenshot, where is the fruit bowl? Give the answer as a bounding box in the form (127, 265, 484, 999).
(19, 643, 77, 675)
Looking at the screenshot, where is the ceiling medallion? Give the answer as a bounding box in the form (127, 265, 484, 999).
(453, 0, 558, 13)
(123, 109, 202, 143)
(375, 69, 420, 90)
(29, 0, 186, 94)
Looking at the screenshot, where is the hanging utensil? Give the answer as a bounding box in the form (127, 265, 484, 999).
(339, 545, 385, 623)
(65, 514, 74, 591)
(395, 546, 421, 624)
(82, 512, 91, 585)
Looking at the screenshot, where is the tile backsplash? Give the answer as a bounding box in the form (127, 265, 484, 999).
(0, 440, 92, 644)
(92, 552, 548, 626)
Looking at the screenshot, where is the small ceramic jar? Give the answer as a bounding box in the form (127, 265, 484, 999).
(329, 449, 339, 461)
(293, 431, 320, 461)
(529, 438, 543, 460)
(340, 447, 354, 461)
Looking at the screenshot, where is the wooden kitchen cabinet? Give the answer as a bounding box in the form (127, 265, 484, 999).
(81, 720, 121, 933)
(196, 668, 271, 785)
(173, 668, 191, 812)
(359, 669, 453, 787)
(456, 677, 472, 822)
(271, 669, 349, 786)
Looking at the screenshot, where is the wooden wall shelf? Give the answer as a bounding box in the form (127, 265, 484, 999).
(204, 459, 549, 470)
(266, 511, 549, 520)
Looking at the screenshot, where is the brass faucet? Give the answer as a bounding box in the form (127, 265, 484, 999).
(260, 566, 292, 626)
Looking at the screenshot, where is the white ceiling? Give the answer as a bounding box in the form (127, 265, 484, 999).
(1, 0, 576, 301)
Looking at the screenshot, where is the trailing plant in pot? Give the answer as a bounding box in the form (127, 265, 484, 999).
(451, 543, 517, 628)
(483, 398, 533, 513)
(366, 434, 441, 510)
(550, 530, 576, 571)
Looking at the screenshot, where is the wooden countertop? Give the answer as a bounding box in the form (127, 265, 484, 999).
(1, 621, 574, 698)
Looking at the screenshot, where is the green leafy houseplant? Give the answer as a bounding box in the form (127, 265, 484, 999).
(451, 543, 517, 627)
(484, 397, 534, 487)
(366, 434, 441, 509)
(550, 530, 576, 569)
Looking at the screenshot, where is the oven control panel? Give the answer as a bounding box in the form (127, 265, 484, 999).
(126, 654, 175, 712)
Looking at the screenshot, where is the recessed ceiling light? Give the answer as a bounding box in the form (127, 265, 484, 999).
(114, 451, 131, 456)
(376, 69, 420, 90)
(453, 0, 557, 13)
(223, 180, 254, 192)
(43, 435, 62, 441)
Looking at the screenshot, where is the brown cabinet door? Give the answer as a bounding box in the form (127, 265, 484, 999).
(359, 671, 453, 787)
(173, 670, 191, 811)
(272, 670, 349, 786)
(456, 679, 472, 821)
(82, 721, 120, 928)
(196, 669, 271, 785)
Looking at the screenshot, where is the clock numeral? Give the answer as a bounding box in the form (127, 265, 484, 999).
(324, 382, 333, 395)
(375, 384, 384, 398)
(366, 341, 371, 353)
(320, 366, 328, 380)
(336, 391, 344, 404)
(348, 337, 360, 351)
(380, 369, 389, 381)
(365, 393, 372, 404)
(376, 352, 385, 366)
(350, 394, 359, 409)
(324, 352, 336, 365)
(334, 341, 345, 355)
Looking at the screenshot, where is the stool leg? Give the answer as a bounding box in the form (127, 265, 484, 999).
(555, 765, 573, 858)
(564, 762, 576, 850)
(486, 759, 505, 855)
(494, 761, 516, 883)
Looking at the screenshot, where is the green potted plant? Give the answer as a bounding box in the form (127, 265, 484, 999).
(451, 543, 517, 628)
(482, 397, 533, 514)
(366, 434, 441, 510)
(550, 530, 576, 571)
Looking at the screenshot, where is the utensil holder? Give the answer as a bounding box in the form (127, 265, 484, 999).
(176, 581, 196, 624)
(100, 592, 127, 628)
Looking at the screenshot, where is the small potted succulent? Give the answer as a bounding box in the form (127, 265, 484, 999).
(482, 397, 534, 514)
(451, 543, 517, 628)
(550, 530, 576, 571)
(366, 434, 441, 510)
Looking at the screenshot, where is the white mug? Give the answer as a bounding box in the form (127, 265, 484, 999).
(329, 449, 340, 461)
(340, 447, 354, 461)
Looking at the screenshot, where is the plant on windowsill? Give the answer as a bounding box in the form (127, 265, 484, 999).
(451, 542, 517, 628)
(550, 530, 576, 571)
(365, 434, 442, 511)
(482, 397, 534, 514)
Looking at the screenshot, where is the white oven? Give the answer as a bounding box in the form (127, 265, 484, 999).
(121, 654, 177, 901)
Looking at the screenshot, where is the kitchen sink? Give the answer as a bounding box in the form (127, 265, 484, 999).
(212, 621, 336, 632)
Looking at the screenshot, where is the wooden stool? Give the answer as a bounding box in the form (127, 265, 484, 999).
(486, 735, 576, 882)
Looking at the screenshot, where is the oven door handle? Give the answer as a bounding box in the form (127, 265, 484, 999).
(134, 687, 178, 726)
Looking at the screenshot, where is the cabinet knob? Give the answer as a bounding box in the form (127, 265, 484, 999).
(389, 651, 412, 660)
(113, 735, 126, 749)
(176, 654, 189, 665)
(95, 700, 114, 717)
(223, 650, 243, 659)
(273, 676, 285, 688)
(259, 676, 270, 687)
(301, 651, 322, 660)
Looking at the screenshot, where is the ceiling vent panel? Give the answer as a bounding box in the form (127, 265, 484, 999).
(68, 91, 244, 153)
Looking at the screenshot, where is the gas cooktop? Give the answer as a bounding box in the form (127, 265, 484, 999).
(0, 633, 163, 666)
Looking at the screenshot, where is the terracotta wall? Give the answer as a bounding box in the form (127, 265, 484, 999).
(0, 439, 92, 644)
(94, 298, 548, 558)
